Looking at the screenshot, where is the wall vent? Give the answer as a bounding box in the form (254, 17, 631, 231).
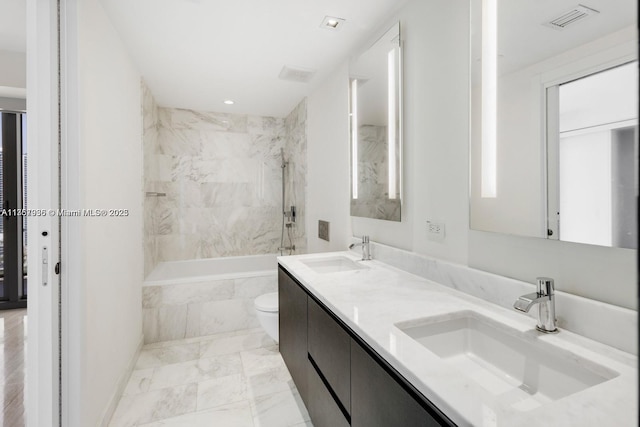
(278, 66, 316, 83)
(544, 4, 599, 30)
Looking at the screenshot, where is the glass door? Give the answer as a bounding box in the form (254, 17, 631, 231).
(0, 112, 27, 309)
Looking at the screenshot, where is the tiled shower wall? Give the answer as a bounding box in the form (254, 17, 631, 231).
(143, 81, 160, 277)
(283, 99, 307, 254)
(143, 92, 307, 272)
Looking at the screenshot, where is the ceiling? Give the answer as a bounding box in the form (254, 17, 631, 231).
(100, 0, 408, 117)
(0, 0, 26, 52)
(471, 0, 636, 77)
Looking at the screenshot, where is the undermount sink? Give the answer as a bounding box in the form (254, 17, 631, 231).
(301, 256, 369, 274)
(395, 311, 618, 411)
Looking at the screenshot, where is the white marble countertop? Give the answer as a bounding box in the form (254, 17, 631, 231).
(278, 251, 638, 427)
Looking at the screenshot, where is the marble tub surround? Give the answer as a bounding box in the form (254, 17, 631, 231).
(108, 328, 311, 427)
(144, 99, 308, 263)
(142, 273, 277, 344)
(143, 81, 161, 276)
(283, 99, 307, 254)
(279, 251, 637, 426)
(349, 238, 638, 355)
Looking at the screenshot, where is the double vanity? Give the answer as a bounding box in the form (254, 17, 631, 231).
(277, 251, 637, 426)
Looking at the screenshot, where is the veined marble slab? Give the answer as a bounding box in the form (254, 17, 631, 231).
(278, 251, 638, 427)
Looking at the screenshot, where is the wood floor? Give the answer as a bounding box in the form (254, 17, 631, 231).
(0, 308, 26, 427)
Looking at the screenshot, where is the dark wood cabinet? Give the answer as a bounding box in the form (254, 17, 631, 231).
(307, 296, 351, 413)
(351, 341, 449, 427)
(278, 266, 309, 404)
(278, 264, 456, 427)
(307, 357, 351, 427)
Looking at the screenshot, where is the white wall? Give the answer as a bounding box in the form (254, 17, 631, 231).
(64, 0, 144, 425)
(306, 62, 352, 252)
(0, 50, 26, 89)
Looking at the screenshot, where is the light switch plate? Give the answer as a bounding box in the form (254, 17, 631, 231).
(318, 220, 330, 241)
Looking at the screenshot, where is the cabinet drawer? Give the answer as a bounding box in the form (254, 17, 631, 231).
(307, 297, 351, 413)
(308, 358, 350, 427)
(351, 341, 448, 427)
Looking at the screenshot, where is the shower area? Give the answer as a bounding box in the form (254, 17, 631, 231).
(141, 82, 307, 343)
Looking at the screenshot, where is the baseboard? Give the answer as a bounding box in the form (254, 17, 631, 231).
(100, 333, 144, 427)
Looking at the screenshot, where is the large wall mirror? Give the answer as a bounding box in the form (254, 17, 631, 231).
(470, 0, 638, 248)
(349, 22, 403, 222)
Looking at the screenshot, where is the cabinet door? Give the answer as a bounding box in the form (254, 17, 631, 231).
(278, 266, 308, 404)
(307, 297, 351, 413)
(351, 341, 448, 427)
(308, 359, 351, 427)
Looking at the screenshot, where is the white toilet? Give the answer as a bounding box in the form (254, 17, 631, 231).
(255, 292, 279, 343)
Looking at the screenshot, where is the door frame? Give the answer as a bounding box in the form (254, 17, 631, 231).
(26, 0, 61, 425)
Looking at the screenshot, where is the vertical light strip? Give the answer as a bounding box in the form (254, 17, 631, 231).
(351, 79, 359, 199)
(481, 0, 497, 198)
(388, 48, 397, 200)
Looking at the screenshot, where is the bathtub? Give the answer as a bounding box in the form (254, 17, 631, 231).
(142, 254, 279, 344)
(145, 254, 278, 285)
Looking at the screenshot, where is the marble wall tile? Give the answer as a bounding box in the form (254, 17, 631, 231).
(145, 106, 296, 263)
(143, 80, 161, 277)
(143, 308, 160, 344)
(142, 287, 162, 309)
(199, 299, 259, 336)
(233, 275, 277, 299)
(157, 305, 188, 342)
(159, 280, 235, 306)
(283, 99, 308, 255)
(185, 303, 203, 338)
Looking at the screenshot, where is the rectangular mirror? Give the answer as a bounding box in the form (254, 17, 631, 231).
(469, 0, 638, 248)
(349, 23, 403, 222)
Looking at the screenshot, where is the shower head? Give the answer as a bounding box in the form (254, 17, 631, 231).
(280, 148, 288, 168)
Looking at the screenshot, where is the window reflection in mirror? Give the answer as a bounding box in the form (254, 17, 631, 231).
(469, 0, 638, 249)
(547, 61, 638, 248)
(349, 23, 402, 222)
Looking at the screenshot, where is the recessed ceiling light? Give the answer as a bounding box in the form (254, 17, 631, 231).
(320, 16, 345, 31)
(223, 99, 234, 105)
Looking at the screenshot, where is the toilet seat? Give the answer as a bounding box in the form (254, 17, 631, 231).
(254, 292, 278, 313)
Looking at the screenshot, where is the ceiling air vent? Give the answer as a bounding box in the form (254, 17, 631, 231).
(278, 66, 316, 83)
(544, 4, 599, 31)
(542, 4, 600, 31)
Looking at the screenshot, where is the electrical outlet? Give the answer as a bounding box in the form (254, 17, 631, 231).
(318, 220, 330, 241)
(427, 220, 445, 242)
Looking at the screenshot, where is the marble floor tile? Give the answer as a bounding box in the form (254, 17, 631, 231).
(122, 368, 153, 396)
(240, 346, 285, 376)
(138, 401, 254, 427)
(110, 328, 312, 427)
(148, 353, 242, 391)
(199, 330, 275, 359)
(250, 389, 310, 427)
(0, 308, 27, 427)
(196, 373, 247, 411)
(245, 365, 294, 399)
(136, 342, 200, 369)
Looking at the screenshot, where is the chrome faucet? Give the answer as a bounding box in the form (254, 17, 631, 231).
(349, 235, 371, 261)
(513, 277, 558, 333)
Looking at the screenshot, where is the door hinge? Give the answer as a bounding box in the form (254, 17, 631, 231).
(55, 262, 60, 275)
